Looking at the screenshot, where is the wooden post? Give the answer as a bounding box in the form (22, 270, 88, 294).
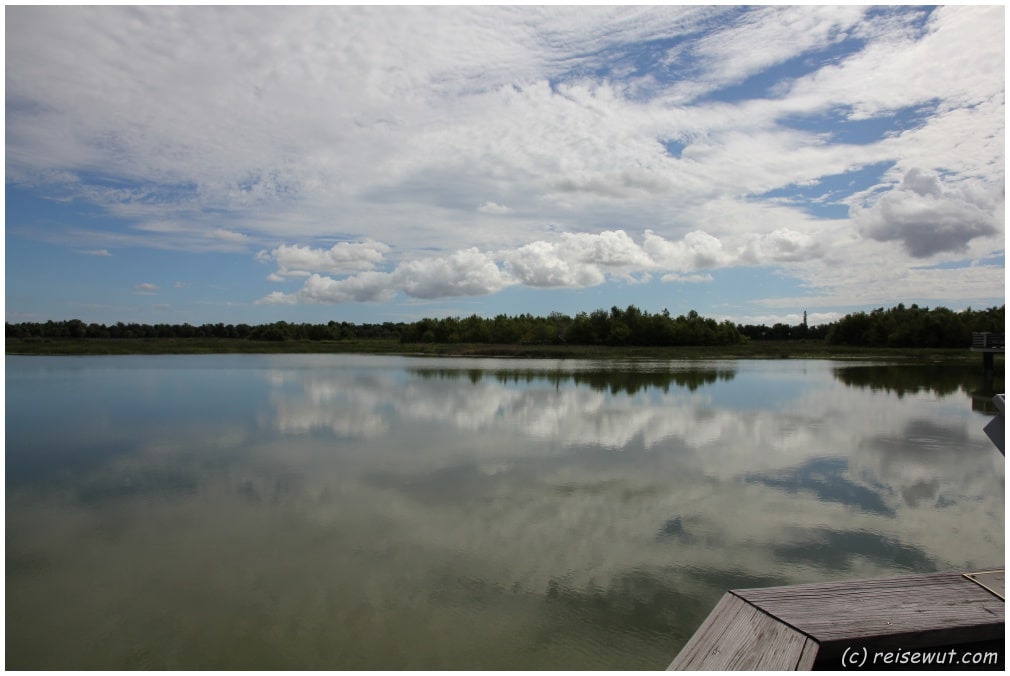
(983, 351, 995, 380)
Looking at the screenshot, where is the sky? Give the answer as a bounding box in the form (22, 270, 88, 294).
(5, 4, 1006, 328)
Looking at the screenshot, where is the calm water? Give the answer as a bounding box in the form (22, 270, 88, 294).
(6, 355, 1004, 669)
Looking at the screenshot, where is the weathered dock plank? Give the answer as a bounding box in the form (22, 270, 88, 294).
(735, 570, 1004, 655)
(669, 568, 1004, 670)
(667, 593, 817, 670)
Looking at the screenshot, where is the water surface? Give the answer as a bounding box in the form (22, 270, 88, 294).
(6, 355, 1004, 669)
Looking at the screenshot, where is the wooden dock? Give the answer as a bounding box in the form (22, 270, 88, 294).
(669, 568, 1004, 670)
(972, 332, 1005, 380)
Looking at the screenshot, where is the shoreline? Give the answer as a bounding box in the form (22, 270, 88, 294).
(5, 337, 1002, 365)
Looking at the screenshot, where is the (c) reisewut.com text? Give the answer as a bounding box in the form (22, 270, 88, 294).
(841, 646, 1001, 668)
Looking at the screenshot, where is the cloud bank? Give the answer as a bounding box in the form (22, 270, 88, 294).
(256, 227, 831, 305)
(5, 5, 1004, 319)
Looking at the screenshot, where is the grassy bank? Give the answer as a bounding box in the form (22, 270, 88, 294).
(5, 336, 999, 364)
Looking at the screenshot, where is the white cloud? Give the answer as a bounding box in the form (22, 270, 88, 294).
(502, 240, 604, 288)
(785, 6, 1003, 120)
(500, 230, 660, 289)
(393, 248, 513, 300)
(272, 249, 514, 305)
(740, 229, 823, 264)
(79, 248, 111, 256)
(668, 5, 868, 103)
(560, 230, 655, 267)
(6, 6, 1004, 319)
(642, 230, 734, 270)
(262, 227, 831, 305)
(134, 282, 158, 294)
(299, 271, 398, 304)
(258, 240, 391, 277)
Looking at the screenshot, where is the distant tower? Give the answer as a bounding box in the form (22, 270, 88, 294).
(803, 311, 808, 329)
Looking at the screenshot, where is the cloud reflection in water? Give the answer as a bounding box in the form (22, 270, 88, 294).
(5, 355, 1003, 670)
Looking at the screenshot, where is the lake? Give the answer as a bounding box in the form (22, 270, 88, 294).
(5, 354, 1004, 669)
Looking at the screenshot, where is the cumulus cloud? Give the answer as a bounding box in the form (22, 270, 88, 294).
(855, 169, 1000, 258)
(248, 208, 997, 311)
(740, 229, 823, 264)
(642, 230, 736, 270)
(257, 240, 391, 277)
(502, 230, 681, 289)
(297, 272, 398, 304)
(80, 248, 111, 256)
(258, 227, 833, 305)
(134, 283, 158, 294)
(393, 248, 513, 300)
(560, 230, 655, 267)
(261, 248, 512, 304)
(502, 240, 604, 288)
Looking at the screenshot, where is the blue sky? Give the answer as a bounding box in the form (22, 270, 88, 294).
(5, 5, 1005, 327)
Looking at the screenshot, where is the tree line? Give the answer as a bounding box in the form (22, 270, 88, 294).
(5, 303, 1004, 349)
(4, 319, 402, 342)
(397, 307, 743, 346)
(823, 304, 1004, 348)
